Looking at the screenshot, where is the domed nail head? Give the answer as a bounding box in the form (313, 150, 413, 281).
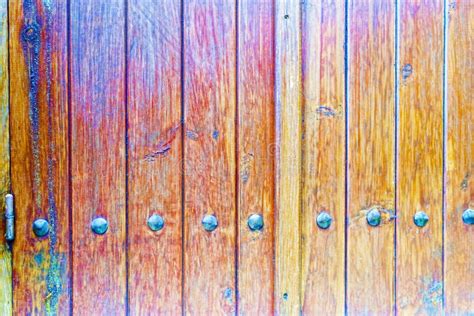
(462, 208, 474, 225)
(316, 212, 332, 229)
(91, 217, 108, 235)
(32, 219, 49, 237)
(202, 214, 218, 232)
(366, 209, 381, 227)
(147, 214, 165, 232)
(247, 214, 264, 231)
(413, 211, 429, 227)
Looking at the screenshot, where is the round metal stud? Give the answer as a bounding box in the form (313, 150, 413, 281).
(32, 219, 49, 237)
(247, 214, 264, 231)
(91, 217, 108, 235)
(462, 208, 474, 225)
(366, 209, 381, 227)
(147, 214, 164, 232)
(413, 211, 429, 227)
(316, 211, 332, 229)
(202, 214, 218, 232)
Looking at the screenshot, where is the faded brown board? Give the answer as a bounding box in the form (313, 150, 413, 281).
(127, 0, 183, 314)
(445, 0, 474, 313)
(237, 0, 275, 314)
(275, 0, 302, 314)
(301, 0, 345, 314)
(0, 0, 10, 314)
(183, 0, 237, 314)
(347, 0, 395, 314)
(70, 0, 127, 313)
(397, 0, 444, 314)
(10, 0, 70, 314)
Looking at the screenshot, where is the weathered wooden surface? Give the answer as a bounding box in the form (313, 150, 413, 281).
(445, 0, 474, 313)
(70, 0, 126, 314)
(0, 0, 10, 314)
(127, 0, 183, 314)
(237, 0, 275, 314)
(183, 0, 237, 314)
(275, 0, 302, 314)
(10, 0, 70, 314)
(347, 0, 395, 314)
(301, 0, 345, 314)
(4, 1, 474, 314)
(397, 0, 444, 314)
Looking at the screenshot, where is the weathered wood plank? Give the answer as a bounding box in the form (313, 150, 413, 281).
(445, 0, 474, 313)
(275, 0, 302, 314)
(237, 0, 275, 314)
(347, 0, 395, 314)
(70, 0, 126, 314)
(9, 0, 70, 314)
(127, 0, 182, 314)
(0, 0, 10, 314)
(397, 1, 444, 314)
(301, 0, 345, 314)
(183, 0, 236, 314)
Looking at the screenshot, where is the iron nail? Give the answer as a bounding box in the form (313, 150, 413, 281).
(462, 208, 474, 225)
(366, 209, 381, 227)
(147, 214, 165, 232)
(202, 214, 218, 232)
(32, 219, 49, 237)
(91, 217, 108, 235)
(316, 211, 332, 229)
(247, 214, 264, 231)
(413, 211, 429, 227)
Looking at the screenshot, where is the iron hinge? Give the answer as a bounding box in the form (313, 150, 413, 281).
(5, 194, 14, 242)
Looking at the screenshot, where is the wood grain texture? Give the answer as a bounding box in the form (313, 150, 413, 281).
(347, 0, 395, 314)
(445, 0, 474, 313)
(237, 0, 275, 314)
(70, 0, 126, 314)
(275, 0, 302, 314)
(397, 1, 444, 314)
(10, 0, 70, 314)
(127, 0, 182, 314)
(301, 0, 345, 314)
(183, 0, 236, 314)
(0, 0, 10, 314)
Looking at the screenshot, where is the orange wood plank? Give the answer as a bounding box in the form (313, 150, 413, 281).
(127, 0, 183, 313)
(183, 0, 236, 314)
(237, 0, 275, 314)
(301, 0, 345, 314)
(347, 0, 395, 314)
(445, 0, 474, 313)
(397, 1, 444, 314)
(9, 0, 70, 314)
(275, 0, 302, 314)
(70, 0, 126, 313)
(0, 0, 10, 314)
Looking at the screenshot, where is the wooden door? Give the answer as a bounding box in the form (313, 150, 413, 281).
(0, 0, 472, 315)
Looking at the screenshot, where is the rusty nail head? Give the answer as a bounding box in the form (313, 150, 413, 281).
(247, 214, 264, 231)
(366, 209, 381, 227)
(316, 211, 332, 229)
(91, 217, 108, 235)
(462, 208, 474, 225)
(147, 214, 164, 232)
(32, 219, 49, 237)
(413, 211, 429, 227)
(202, 214, 218, 232)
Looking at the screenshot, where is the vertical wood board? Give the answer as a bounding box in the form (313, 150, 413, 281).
(397, 0, 444, 314)
(10, 0, 70, 314)
(301, 0, 345, 314)
(70, 0, 127, 313)
(183, 0, 237, 314)
(347, 0, 395, 314)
